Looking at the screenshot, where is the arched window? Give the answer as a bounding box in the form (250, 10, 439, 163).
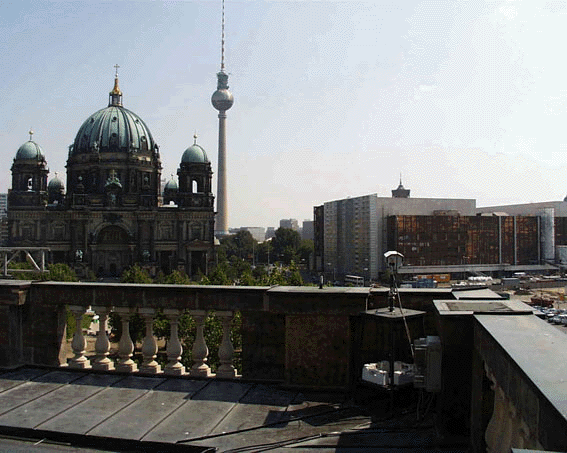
(192, 180, 198, 193)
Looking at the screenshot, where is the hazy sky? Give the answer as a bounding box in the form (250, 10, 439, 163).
(1, 0, 566, 229)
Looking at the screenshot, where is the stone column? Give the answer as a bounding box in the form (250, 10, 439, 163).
(91, 306, 114, 371)
(189, 310, 211, 377)
(139, 308, 161, 374)
(68, 305, 91, 369)
(164, 309, 185, 376)
(114, 307, 138, 373)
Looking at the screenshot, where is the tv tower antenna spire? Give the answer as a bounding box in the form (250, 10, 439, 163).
(221, 0, 225, 72)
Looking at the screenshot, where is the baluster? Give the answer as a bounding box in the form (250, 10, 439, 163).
(68, 305, 91, 369)
(114, 307, 138, 373)
(216, 311, 237, 378)
(139, 308, 162, 374)
(91, 306, 114, 371)
(189, 310, 211, 377)
(164, 309, 186, 375)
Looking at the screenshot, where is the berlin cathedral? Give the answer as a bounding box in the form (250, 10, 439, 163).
(7, 73, 218, 278)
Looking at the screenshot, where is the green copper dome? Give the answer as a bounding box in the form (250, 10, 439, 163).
(164, 177, 178, 191)
(48, 175, 65, 193)
(16, 140, 44, 161)
(71, 105, 157, 156)
(181, 143, 209, 164)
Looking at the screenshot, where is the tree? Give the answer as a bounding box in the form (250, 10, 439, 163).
(160, 270, 192, 285)
(120, 264, 152, 283)
(43, 263, 79, 282)
(298, 239, 314, 266)
(219, 230, 255, 262)
(256, 240, 272, 265)
(287, 261, 303, 286)
(272, 227, 301, 265)
(201, 263, 232, 285)
(10, 262, 79, 282)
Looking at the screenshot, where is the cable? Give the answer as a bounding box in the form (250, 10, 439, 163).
(391, 272, 415, 360)
(176, 405, 354, 444)
(222, 434, 325, 453)
(396, 288, 415, 360)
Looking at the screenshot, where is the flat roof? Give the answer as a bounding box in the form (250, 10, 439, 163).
(0, 367, 453, 452)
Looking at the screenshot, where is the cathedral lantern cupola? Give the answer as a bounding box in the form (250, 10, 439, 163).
(177, 134, 214, 209)
(109, 64, 123, 107)
(9, 129, 49, 208)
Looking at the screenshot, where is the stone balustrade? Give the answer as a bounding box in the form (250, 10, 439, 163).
(65, 304, 238, 378)
(0, 282, 381, 389)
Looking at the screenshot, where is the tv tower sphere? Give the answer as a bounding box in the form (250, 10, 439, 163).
(212, 72, 234, 112)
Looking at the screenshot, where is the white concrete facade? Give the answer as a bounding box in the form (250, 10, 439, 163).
(476, 201, 567, 216)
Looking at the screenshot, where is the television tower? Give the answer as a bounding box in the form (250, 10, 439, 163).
(212, 0, 233, 236)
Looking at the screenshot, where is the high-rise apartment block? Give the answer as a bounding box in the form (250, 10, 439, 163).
(301, 220, 314, 241)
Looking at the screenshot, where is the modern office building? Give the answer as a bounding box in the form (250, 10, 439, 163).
(265, 227, 276, 240)
(279, 219, 299, 231)
(314, 183, 476, 281)
(315, 181, 567, 281)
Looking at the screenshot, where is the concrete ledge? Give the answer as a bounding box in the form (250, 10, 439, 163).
(435, 299, 534, 316)
(0, 281, 31, 306)
(474, 315, 567, 450)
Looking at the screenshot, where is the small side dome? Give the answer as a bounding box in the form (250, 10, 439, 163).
(164, 176, 178, 191)
(16, 140, 44, 161)
(48, 174, 65, 193)
(181, 134, 209, 164)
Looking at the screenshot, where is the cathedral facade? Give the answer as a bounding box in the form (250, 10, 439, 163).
(7, 75, 216, 278)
